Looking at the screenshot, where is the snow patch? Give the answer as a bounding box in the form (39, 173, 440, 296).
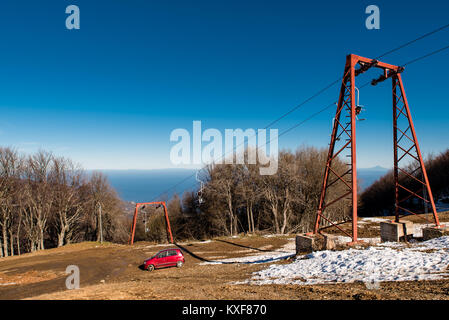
(240, 236, 449, 285)
(360, 217, 389, 224)
(262, 234, 288, 238)
(332, 236, 380, 245)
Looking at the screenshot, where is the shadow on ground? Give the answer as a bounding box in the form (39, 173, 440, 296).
(174, 241, 295, 265)
(215, 239, 291, 253)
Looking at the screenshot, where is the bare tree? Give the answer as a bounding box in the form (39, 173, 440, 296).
(50, 157, 84, 247)
(24, 150, 54, 250)
(203, 164, 241, 236)
(236, 163, 261, 234)
(0, 148, 23, 256)
(0, 146, 129, 257)
(82, 171, 126, 243)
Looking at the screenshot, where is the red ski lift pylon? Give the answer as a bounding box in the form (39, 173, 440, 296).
(313, 54, 440, 244)
(129, 201, 174, 245)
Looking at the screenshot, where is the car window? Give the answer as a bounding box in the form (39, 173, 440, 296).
(167, 250, 177, 257)
(157, 251, 166, 258)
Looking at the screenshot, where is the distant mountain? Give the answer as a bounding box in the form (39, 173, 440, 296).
(357, 166, 390, 191)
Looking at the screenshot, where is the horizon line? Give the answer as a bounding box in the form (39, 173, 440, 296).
(85, 165, 392, 171)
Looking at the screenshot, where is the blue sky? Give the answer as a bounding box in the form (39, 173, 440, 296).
(0, 0, 448, 169)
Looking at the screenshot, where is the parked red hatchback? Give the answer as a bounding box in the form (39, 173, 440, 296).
(143, 248, 185, 271)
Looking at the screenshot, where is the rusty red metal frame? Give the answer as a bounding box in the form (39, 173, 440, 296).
(314, 54, 440, 243)
(129, 201, 174, 245)
(392, 74, 440, 226)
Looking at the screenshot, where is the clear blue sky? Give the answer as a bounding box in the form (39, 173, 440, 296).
(0, 0, 448, 169)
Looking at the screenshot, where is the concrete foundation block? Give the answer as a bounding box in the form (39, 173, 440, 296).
(296, 235, 314, 254)
(380, 221, 414, 242)
(323, 234, 337, 250)
(296, 234, 337, 254)
(422, 226, 449, 241)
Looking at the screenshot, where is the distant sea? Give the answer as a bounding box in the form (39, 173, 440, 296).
(357, 166, 390, 190)
(91, 169, 198, 203)
(91, 166, 389, 203)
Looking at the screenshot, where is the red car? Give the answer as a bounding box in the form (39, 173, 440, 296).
(143, 248, 185, 271)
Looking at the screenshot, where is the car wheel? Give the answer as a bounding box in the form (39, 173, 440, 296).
(176, 261, 183, 268)
(147, 264, 155, 272)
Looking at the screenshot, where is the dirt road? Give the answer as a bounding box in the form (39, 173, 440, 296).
(0, 236, 293, 299)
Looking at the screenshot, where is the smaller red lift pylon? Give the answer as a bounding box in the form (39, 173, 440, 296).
(129, 201, 174, 245)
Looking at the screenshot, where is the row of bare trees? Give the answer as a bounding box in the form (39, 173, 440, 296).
(135, 146, 348, 241)
(0, 147, 127, 258)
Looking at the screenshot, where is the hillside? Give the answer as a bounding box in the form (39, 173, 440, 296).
(1, 213, 449, 300)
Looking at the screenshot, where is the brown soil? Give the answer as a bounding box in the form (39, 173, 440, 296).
(0, 270, 62, 285)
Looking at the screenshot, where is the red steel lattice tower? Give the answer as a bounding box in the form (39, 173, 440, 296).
(313, 54, 440, 243)
(129, 201, 174, 245)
